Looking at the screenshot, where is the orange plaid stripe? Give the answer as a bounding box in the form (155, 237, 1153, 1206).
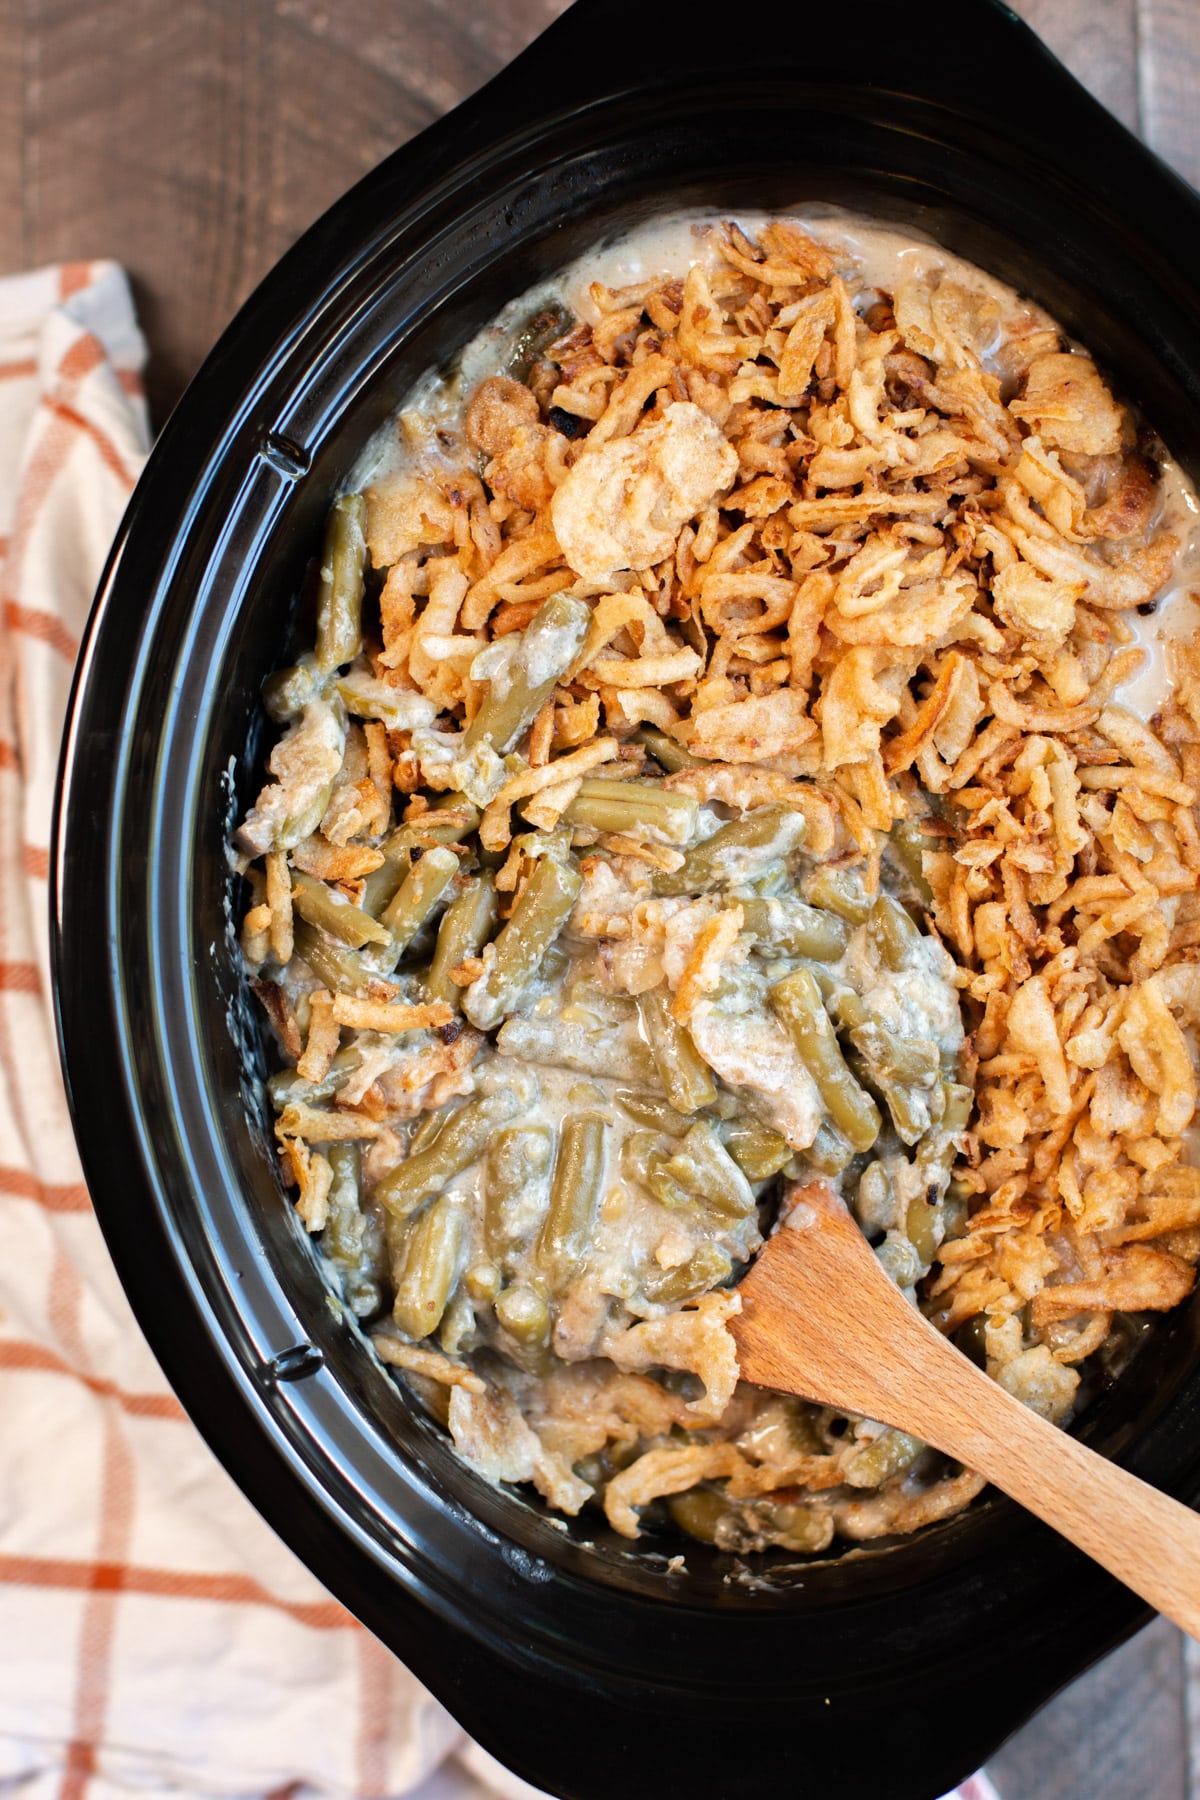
(0, 1554, 356, 1630)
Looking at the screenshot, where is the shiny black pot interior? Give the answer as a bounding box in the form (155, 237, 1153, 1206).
(53, 2, 1200, 1795)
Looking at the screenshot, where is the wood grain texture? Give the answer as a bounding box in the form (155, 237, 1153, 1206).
(1, 0, 566, 422)
(1139, 0, 1200, 190)
(992, 1615, 1187, 1800)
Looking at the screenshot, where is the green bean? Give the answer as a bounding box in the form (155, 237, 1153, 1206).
(620, 1128, 663, 1188)
(632, 726, 702, 773)
(426, 874, 498, 1005)
(358, 803, 480, 917)
(408, 1103, 464, 1158)
(754, 1499, 836, 1553)
(832, 990, 869, 1030)
(645, 1161, 705, 1213)
(463, 849, 582, 1031)
(769, 969, 881, 1154)
(392, 1198, 466, 1340)
(494, 1285, 552, 1350)
(375, 1090, 521, 1218)
(561, 778, 699, 847)
(642, 1242, 733, 1304)
(667, 1487, 727, 1544)
(506, 299, 573, 382)
(848, 1021, 940, 1087)
(638, 987, 717, 1113)
(868, 894, 922, 972)
(887, 820, 936, 905)
(882, 1080, 933, 1146)
(464, 1261, 503, 1304)
(722, 1119, 793, 1182)
(534, 1115, 608, 1293)
(738, 896, 849, 962)
(652, 806, 806, 897)
(269, 1045, 363, 1107)
(802, 1121, 855, 1175)
(651, 1121, 756, 1220)
(321, 1142, 384, 1316)
(803, 868, 871, 924)
(497, 1013, 660, 1087)
(263, 653, 329, 724)
(905, 1190, 941, 1267)
(615, 1090, 692, 1137)
(380, 846, 459, 959)
(842, 1429, 924, 1490)
(463, 592, 591, 754)
(291, 870, 391, 948)
(292, 920, 375, 994)
(314, 493, 367, 674)
(484, 1125, 553, 1262)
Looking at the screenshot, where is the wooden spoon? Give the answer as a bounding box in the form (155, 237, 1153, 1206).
(731, 1180, 1200, 1638)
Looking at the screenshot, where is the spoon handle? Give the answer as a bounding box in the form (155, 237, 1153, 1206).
(733, 1212, 1200, 1638)
(889, 1325, 1200, 1641)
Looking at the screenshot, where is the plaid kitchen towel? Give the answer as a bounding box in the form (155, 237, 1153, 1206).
(0, 259, 996, 1800)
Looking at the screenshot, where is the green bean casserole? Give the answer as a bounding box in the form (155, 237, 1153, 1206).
(236, 212, 1200, 1553)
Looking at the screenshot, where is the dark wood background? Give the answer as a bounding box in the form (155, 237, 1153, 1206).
(2, 1, 1198, 1794)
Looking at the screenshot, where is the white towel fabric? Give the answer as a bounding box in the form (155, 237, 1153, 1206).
(0, 259, 994, 1800)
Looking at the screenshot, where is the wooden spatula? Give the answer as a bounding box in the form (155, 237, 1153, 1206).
(731, 1180, 1200, 1638)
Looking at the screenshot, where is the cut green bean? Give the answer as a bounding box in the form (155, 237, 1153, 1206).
(802, 1121, 856, 1175)
(643, 1242, 733, 1304)
(739, 896, 849, 962)
(769, 969, 881, 1154)
(905, 1190, 941, 1267)
(632, 726, 702, 773)
(269, 1045, 363, 1108)
(722, 1119, 793, 1182)
(292, 870, 391, 948)
(426, 874, 498, 1006)
(485, 1125, 553, 1262)
(375, 1090, 521, 1219)
(292, 920, 375, 994)
(314, 493, 367, 674)
(408, 1105, 455, 1156)
(887, 820, 936, 905)
(464, 592, 591, 754)
(392, 1198, 466, 1340)
(651, 1121, 756, 1220)
(358, 802, 480, 917)
(381, 846, 459, 959)
(561, 778, 699, 847)
(652, 806, 806, 897)
(263, 653, 328, 724)
(615, 1090, 692, 1137)
(464, 1261, 503, 1304)
(494, 1285, 552, 1349)
(803, 868, 871, 924)
(497, 1013, 660, 1087)
(534, 1115, 608, 1293)
(463, 850, 582, 1031)
(322, 1142, 384, 1317)
(848, 1021, 940, 1088)
(868, 894, 922, 972)
(842, 1428, 924, 1490)
(638, 986, 717, 1113)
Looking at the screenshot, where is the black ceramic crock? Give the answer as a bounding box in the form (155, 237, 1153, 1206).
(52, 2, 1200, 1794)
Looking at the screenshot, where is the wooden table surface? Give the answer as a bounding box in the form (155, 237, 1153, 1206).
(3, 1, 1199, 1795)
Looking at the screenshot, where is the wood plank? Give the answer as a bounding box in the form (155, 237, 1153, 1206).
(0, 0, 26, 265)
(988, 1616, 1187, 1800)
(8, 0, 565, 423)
(1007, 0, 1140, 132)
(1138, 0, 1200, 192)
